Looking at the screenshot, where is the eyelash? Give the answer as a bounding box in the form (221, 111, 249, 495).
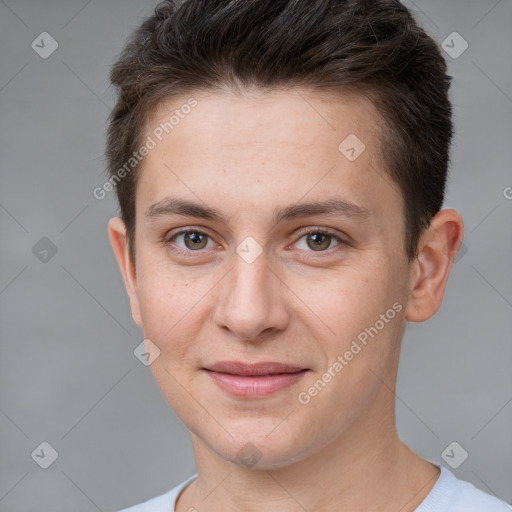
(163, 227, 348, 258)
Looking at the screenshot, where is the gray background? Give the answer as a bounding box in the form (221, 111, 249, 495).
(0, 0, 511, 510)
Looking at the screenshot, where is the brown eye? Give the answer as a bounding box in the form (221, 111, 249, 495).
(168, 230, 214, 253)
(306, 232, 332, 251)
(294, 229, 344, 253)
(183, 231, 209, 250)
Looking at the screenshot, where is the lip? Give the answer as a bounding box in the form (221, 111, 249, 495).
(203, 361, 309, 398)
(206, 361, 306, 376)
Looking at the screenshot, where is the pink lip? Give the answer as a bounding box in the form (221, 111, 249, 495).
(203, 361, 309, 398)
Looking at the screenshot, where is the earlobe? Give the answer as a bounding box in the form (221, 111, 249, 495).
(107, 217, 143, 328)
(404, 209, 464, 323)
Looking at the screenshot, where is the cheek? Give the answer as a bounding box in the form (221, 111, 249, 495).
(304, 265, 391, 342)
(299, 262, 404, 397)
(136, 265, 204, 354)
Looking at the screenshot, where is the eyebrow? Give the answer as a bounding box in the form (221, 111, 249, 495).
(145, 196, 372, 225)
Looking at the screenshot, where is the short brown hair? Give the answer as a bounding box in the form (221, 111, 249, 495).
(105, 0, 453, 264)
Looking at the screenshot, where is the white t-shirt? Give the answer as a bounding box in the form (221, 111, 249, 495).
(118, 465, 512, 512)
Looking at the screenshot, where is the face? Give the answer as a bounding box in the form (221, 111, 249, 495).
(116, 87, 417, 468)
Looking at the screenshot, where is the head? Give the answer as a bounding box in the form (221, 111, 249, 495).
(106, 0, 464, 469)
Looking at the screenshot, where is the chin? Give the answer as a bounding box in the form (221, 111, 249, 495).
(196, 419, 315, 470)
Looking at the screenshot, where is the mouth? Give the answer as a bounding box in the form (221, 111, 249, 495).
(202, 361, 310, 398)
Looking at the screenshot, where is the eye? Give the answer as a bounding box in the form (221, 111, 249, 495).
(294, 228, 344, 253)
(166, 229, 216, 253)
(163, 226, 348, 258)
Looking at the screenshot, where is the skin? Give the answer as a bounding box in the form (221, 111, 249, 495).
(109, 87, 464, 512)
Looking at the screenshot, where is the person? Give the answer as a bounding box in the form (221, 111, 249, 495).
(105, 1, 511, 511)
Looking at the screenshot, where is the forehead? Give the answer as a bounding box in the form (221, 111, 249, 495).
(137, 87, 401, 232)
(145, 86, 383, 154)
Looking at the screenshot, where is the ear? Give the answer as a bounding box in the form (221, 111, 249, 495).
(108, 217, 142, 328)
(405, 208, 465, 322)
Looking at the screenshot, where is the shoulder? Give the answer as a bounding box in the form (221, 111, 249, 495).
(117, 474, 197, 512)
(416, 465, 512, 512)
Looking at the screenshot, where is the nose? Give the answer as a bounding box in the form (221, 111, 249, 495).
(213, 248, 290, 342)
